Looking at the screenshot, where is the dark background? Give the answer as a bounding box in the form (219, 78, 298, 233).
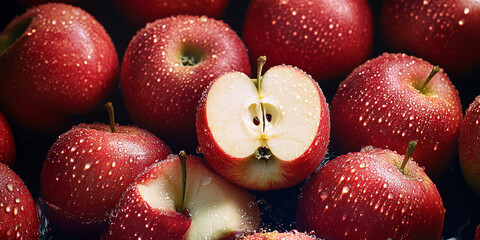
(1, 0, 479, 239)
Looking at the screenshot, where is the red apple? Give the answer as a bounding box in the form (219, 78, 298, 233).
(0, 163, 39, 239)
(242, 0, 373, 82)
(241, 230, 316, 240)
(476, 223, 480, 240)
(196, 57, 330, 191)
(0, 111, 15, 167)
(121, 15, 250, 150)
(40, 102, 172, 236)
(382, 0, 480, 74)
(105, 152, 261, 239)
(0, 3, 119, 134)
(114, 0, 230, 26)
(330, 53, 463, 177)
(296, 144, 445, 239)
(459, 95, 480, 194)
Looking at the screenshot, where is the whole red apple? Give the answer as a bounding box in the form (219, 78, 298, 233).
(241, 230, 316, 240)
(196, 57, 330, 191)
(121, 15, 250, 150)
(114, 0, 230, 26)
(105, 152, 261, 239)
(330, 53, 463, 177)
(459, 95, 480, 194)
(0, 3, 118, 134)
(297, 144, 445, 239)
(382, 0, 480, 74)
(242, 0, 373, 82)
(0, 163, 39, 239)
(40, 103, 172, 236)
(0, 111, 15, 167)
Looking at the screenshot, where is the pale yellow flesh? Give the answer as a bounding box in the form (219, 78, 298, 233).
(206, 66, 321, 160)
(137, 159, 260, 239)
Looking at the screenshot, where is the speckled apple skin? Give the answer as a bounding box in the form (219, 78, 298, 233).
(382, 0, 480, 73)
(297, 147, 445, 240)
(40, 123, 171, 235)
(115, 0, 230, 25)
(196, 65, 330, 191)
(242, 0, 373, 82)
(331, 53, 463, 178)
(459, 96, 480, 195)
(0, 112, 15, 167)
(121, 15, 250, 149)
(0, 163, 39, 240)
(0, 3, 119, 134)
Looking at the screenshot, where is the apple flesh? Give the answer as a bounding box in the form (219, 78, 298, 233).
(381, 0, 480, 74)
(114, 0, 230, 25)
(0, 111, 15, 167)
(40, 122, 172, 236)
(296, 146, 445, 239)
(0, 163, 39, 239)
(196, 59, 330, 191)
(121, 15, 250, 150)
(0, 3, 118, 134)
(330, 53, 463, 177)
(242, 0, 373, 82)
(459, 95, 480, 194)
(241, 230, 317, 240)
(105, 153, 261, 239)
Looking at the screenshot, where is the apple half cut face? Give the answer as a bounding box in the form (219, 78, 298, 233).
(197, 63, 330, 191)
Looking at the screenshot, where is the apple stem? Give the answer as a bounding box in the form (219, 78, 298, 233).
(399, 140, 417, 174)
(177, 150, 187, 214)
(255, 56, 267, 91)
(105, 101, 116, 133)
(418, 65, 439, 92)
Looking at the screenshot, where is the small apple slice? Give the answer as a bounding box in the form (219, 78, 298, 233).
(106, 153, 261, 239)
(197, 57, 330, 191)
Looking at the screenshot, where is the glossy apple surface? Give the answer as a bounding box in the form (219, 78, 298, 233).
(105, 153, 261, 239)
(382, 0, 480, 74)
(459, 95, 480, 194)
(242, 0, 373, 82)
(0, 3, 118, 134)
(330, 53, 462, 177)
(0, 111, 15, 167)
(297, 146, 445, 239)
(121, 15, 250, 150)
(196, 61, 330, 191)
(0, 163, 39, 239)
(40, 123, 171, 236)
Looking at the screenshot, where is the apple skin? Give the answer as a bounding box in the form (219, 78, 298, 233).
(241, 230, 316, 240)
(196, 65, 330, 191)
(381, 0, 480, 74)
(459, 95, 480, 195)
(0, 3, 119, 134)
(0, 163, 39, 239)
(242, 0, 373, 82)
(330, 53, 463, 178)
(0, 111, 15, 167)
(476, 224, 480, 240)
(296, 146, 445, 240)
(114, 0, 230, 26)
(121, 15, 250, 150)
(105, 154, 261, 240)
(40, 123, 172, 236)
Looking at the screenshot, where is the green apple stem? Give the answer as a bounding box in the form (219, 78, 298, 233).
(399, 140, 417, 174)
(177, 150, 187, 214)
(105, 101, 116, 133)
(255, 56, 267, 132)
(418, 65, 439, 92)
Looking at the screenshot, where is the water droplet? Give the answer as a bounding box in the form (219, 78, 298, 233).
(342, 185, 351, 194)
(6, 183, 14, 192)
(201, 176, 212, 186)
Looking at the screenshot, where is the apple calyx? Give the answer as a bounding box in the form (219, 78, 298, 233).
(176, 150, 188, 216)
(105, 101, 117, 133)
(399, 140, 417, 174)
(417, 65, 439, 93)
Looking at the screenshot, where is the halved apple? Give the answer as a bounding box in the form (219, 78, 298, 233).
(196, 57, 330, 191)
